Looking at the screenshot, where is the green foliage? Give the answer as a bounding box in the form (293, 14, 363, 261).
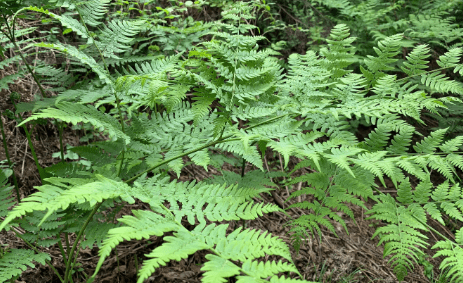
(432, 228, 463, 283)
(0, 249, 50, 282)
(1, 1, 463, 282)
(0, 162, 15, 218)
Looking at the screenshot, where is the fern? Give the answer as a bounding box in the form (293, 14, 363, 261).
(0, 164, 15, 218)
(367, 194, 428, 281)
(433, 228, 463, 282)
(18, 101, 130, 144)
(0, 249, 50, 282)
(2, 2, 463, 282)
(93, 216, 300, 283)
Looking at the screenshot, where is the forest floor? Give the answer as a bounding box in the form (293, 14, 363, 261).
(1, 80, 454, 283)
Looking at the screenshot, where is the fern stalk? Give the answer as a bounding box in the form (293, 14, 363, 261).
(57, 121, 65, 163)
(10, 98, 46, 182)
(0, 111, 20, 203)
(57, 239, 69, 267)
(63, 204, 100, 283)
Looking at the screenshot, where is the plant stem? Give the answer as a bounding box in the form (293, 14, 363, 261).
(58, 121, 65, 163)
(58, 238, 68, 266)
(63, 205, 101, 283)
(0, 111, 20, 203)
(10, 99, 46, 182)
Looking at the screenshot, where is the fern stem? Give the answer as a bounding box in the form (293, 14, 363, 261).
(63, 204, 102, 283)
(64, 232, 71, 258)
(67, 247, 81, 283)
(57, 238, 68, 266)
(0, 111, 20, 203)
(58, 121, 65, 163)
(13, 231, 64, 283)
(10, 99, 46, 182)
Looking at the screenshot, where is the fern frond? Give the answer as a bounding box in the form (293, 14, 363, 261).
(18, 102, 130, 145)
(217, 140, 263, 170)
(80, 221, 119, 248)
(437, 47, 463, 76)
(421, 72, 463, 94)
(46, 0, 110, 27)
(386, 126, 414, 154)
(432, 240, 463, 282)
(26, 7, 89, 40)
(0, 166, 14, 218)
(401, 44, 430, 76)
(0, 72, 26, 92)
(368, 194, 428, 281)
(324, 146, 364, 176)
(413, 128, 447, 153)
(76, 0, 110, 27)
(0, 249, 50, 282)
(32, 42, 113, 85)
(364, 33, 403, 74)
(320, 23, 356, 80)
(96, 20, 142, 59)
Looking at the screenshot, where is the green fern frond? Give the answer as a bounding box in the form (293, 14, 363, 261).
(0, 166, 14, 218)
(206, 170, 279, 194)
(76, 0, 110, 27)
(0, 54, 24, 70)
(18, 210, 66, 247)
(0, 249, 50, 282)
(324, 146, 364, 176)
(46, 0, 110, 27)
(32, 42, 113, 85)
(320, 23, 356, 80)
(97, 216, 298, 283)
(80, 221, 119, 248)
(69, 145, 116, 167)
(386, 126, 414, 154)
(432, 240, 463, 282)
(440, 136, 463, 153)
(217, 140, 263, 170)
(421, 72, 463, 94)
(401, 44, 430, 76)
(364, 33, 403, 74)
(92, 210, 180, 281)
(437, 47, 463, 76)
(413, 128, 447, 153)
(18, 102, 130, 144)
(362, 124, 393, 151)
(0, 72, 25, 92)
(368, 194, 428, 281)
(96, 20, 142, 59)
(26, 7, 89, 40)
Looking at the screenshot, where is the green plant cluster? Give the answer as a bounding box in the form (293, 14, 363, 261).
(0, 0, 463, 282)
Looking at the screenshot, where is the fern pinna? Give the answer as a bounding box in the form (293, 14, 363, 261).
(1, 0, 463, 282)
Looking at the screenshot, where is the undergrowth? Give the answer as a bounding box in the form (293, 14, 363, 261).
(0, 0, 463, 282)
